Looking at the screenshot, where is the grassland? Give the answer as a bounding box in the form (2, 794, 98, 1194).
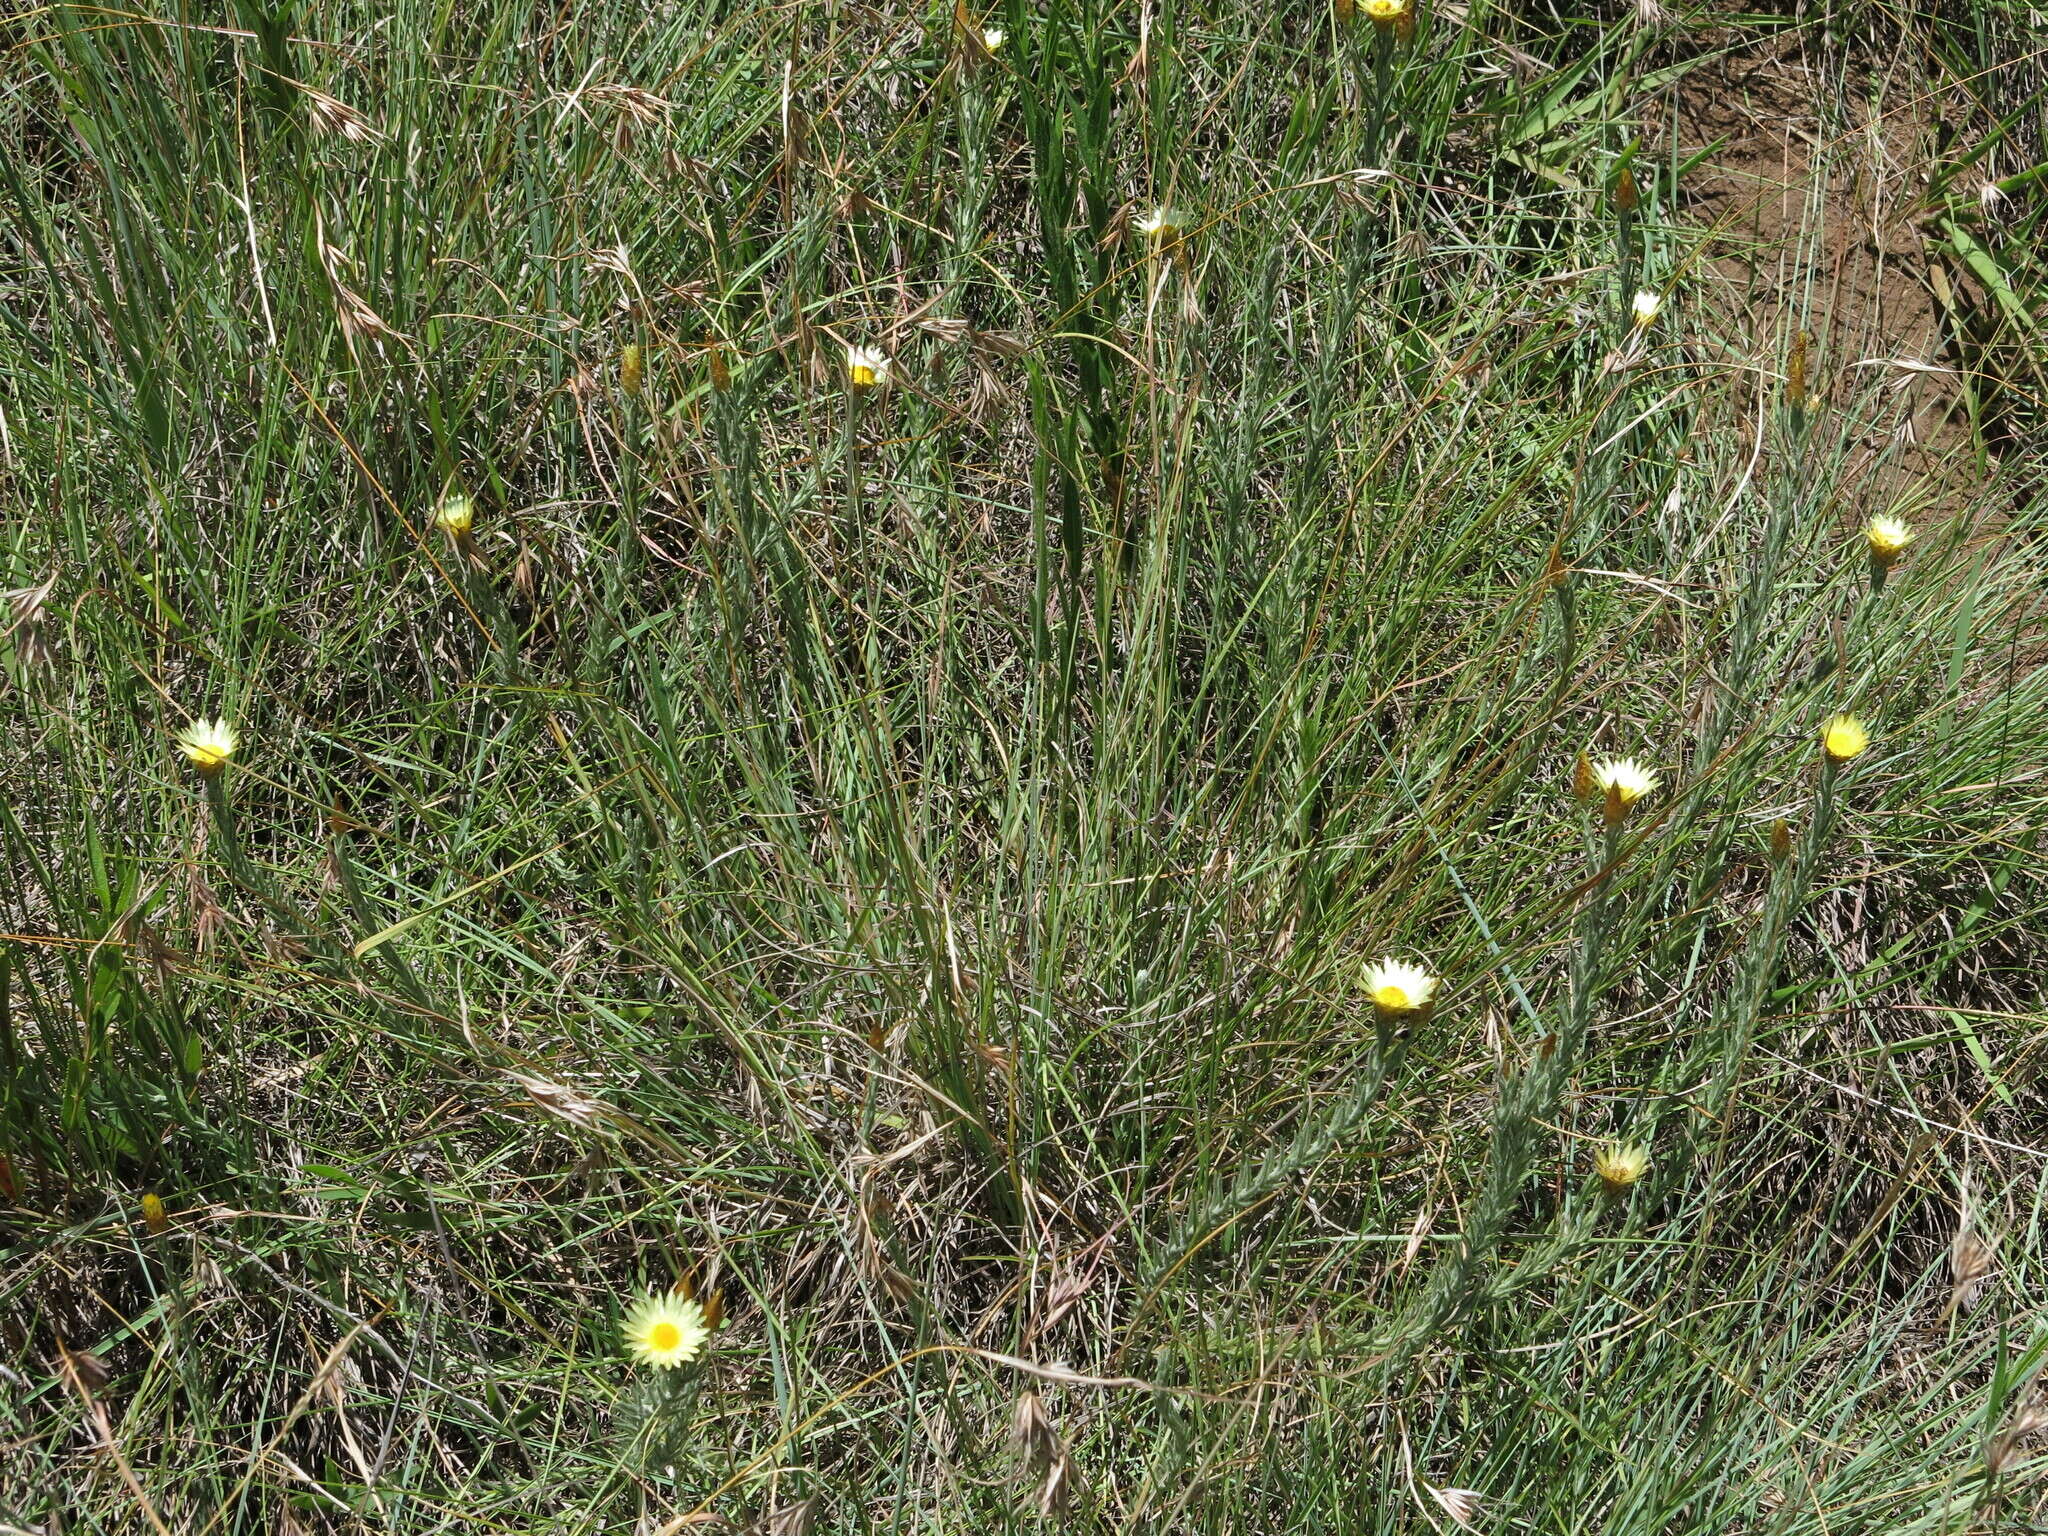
(3, 0, 2047, 1530)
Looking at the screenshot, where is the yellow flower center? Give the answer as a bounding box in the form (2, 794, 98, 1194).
(1372, 984, 1411, 1011)
(850, 363, 877, 387)
(649, 1322, 681, 1353)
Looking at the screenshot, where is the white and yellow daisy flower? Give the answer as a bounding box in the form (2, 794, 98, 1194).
(1594, 1142, 1649, 1195)
(846, 343, 889, 389)
(1364, 957, 1439, 1017)
(622, 1290, 710, 1370)
(1590, 757, 1658, 818)
(175, 717, 239, 777)
(432, 491, 475, 537)
(1133, 207, 1187, 239)
(1864, 515, 1915, 568)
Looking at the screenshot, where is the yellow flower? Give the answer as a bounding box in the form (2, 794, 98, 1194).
(141, 1193, 169, 1235)
(1865, 514, 1915, 568)
(1821, 713, 1869, 765)
(1134, 207, 1186, 239)
(1630, 289, 1663, 327)
(1590, 757, 1657, 823)
(175, 717, 239, 776)
(1365, 957, 1439, 1017)
(846, 343, 889, 390)
(623, 1290, 709, 1370)
(1593, 1142, 1649, 1195)
(433, 491, 475, 537)
(1362, 0, 1411, 17)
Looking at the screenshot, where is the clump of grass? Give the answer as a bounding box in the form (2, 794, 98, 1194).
(4, 0, 2048, 1531)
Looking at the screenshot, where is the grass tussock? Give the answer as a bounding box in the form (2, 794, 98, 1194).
(3, 0, 2047, 1530)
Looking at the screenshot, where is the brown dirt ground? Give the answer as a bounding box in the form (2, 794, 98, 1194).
(1662, 36, 1987, 523)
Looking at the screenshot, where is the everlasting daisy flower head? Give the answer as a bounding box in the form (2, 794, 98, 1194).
(1630, 288, 1663, 327)
(1590, 757, 1657, 820)
(623, 1290, 709, 1370)
(1134, 207, 1186, 239)
(1821, 713, 1870, 765)
(432, 491, 475, 537)
(1594, 1143, 1649, 1195)
(1864, 514, 1915, 567)
(1364, 957, 1439, 1017)
(175, 717, 239, 776)
(846, 343, 888, 389)
(981, 25, 1005, 48)
(1362, 0, 1411, 18)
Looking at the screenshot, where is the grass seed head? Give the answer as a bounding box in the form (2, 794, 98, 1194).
(1427, 1485, 1485, 1529)
(1950, 1184, 1996, 1315)
(304, 89, 381, 144)
(1011, 1390, 1056, 1466)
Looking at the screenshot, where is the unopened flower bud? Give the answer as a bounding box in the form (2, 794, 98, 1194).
(1769, 818, 1792, 862)
(1572, 751, 1596, 804)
